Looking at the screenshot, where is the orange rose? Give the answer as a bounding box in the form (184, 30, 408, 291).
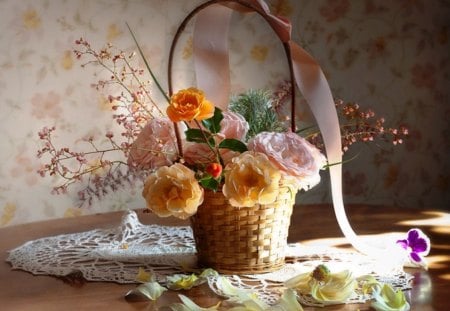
(167, 87, 214, 122)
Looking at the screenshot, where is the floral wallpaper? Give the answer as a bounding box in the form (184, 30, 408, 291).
(0, 0, 448, 227)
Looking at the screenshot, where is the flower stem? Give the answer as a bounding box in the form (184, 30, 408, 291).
(126, 23, 170, 103)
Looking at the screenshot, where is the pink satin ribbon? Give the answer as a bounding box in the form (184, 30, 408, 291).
(193, 0, 379, 257)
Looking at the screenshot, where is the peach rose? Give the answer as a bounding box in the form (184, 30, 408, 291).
(222, 151, 281, 207)
(128, 118, 178, 170)
(167, 87, 214, 122)
(248, 132, 327, 190)
(142, 163, 203, 219)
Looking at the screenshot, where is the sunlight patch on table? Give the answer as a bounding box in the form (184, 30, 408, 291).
(397, 212, 450, 235)
(440, 273, 450, 281)
(426, 255, 450, 270)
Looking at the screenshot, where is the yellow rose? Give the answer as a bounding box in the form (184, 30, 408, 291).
(222, 151, 281, 207)
(167, 87, 214, 122)
(142, 163, 203, 219)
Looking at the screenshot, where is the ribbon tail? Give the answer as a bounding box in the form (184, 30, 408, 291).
(288, 41, 384, 257)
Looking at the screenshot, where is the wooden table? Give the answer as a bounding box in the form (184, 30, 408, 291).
(1, 204, 449, 310)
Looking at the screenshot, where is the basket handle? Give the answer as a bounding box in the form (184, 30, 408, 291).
(167, 0, 296, 132)
(167, 0, 388, 259)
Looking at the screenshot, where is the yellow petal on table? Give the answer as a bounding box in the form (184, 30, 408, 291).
(357, 275, 382, 295)
(169, 294, 220, 311)
(371, 283, 410, 311)
(135, 267, 154, 283)
(199, 268, 219, 278)
(311, 270, 356, 304)
(284, 271, 312, 293)
(125, 281, 167, 302)
(215, 276, 269, 309)
(167, 273, 199, 290)
(236, 295, 269, 310)
(215, 276, 254, 300)
(268, 289, 304, 311)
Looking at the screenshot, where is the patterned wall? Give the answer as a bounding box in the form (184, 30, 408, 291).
(0, 0, 449, 227)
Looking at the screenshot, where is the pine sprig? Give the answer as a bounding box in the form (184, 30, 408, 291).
(229, 89, 286, 140)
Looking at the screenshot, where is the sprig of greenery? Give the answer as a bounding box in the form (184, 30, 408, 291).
(229, 89, 286, 140)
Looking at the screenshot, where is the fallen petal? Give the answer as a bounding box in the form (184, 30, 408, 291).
(268, 289, 304, 311)
(135, 267, 154, 283)
(167, 274, 200, 290)
(371, 283, 410, 311)
(125, 281, 167, 301)
(175, 294, 221, 310)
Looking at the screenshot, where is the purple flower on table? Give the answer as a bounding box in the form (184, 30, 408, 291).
(396, 228, 430, 264)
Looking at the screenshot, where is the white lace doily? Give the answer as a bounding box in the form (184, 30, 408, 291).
(6, 210, 413, 305)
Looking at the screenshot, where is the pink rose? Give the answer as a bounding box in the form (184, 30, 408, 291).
(183, 143, 216, 165)
(128, 118, 178, 170)
(219, 111, 249, 140)
(183, 111, 248, 166)
(183, 142, 238, 166)
(248, 131, 327, 190)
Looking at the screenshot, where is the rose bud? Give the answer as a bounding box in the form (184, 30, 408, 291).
(206, 163, 222, 178)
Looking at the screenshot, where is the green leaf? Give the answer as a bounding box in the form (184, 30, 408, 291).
(202, 107, 223, 134)
(126, 23, 169, 102)
(185, 129, 214, 146)
(199, 177, 219, 191)
(219, 139, 248, 153)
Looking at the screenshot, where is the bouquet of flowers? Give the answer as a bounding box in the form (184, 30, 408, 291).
(37, 38, 406, 214)
(36, 35, 407, 273)
(34, 2, 429, 306)
(36, 0, 411, 274)
(136, 86, 329, 219)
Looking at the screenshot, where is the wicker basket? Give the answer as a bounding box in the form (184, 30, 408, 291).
(190, 183, 295, 274)
(168, 0, 299, 274)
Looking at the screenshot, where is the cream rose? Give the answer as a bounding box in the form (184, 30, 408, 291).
(248, 131, 327, 190)
(128, 118, 178, 170)
(222, 151, 281, 207)
(142, 163, 203, 219)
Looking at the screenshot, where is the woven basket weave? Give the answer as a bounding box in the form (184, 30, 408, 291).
(190, 183, 295, 274)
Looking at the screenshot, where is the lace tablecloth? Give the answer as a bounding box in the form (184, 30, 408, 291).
(6, 210, 413, 306)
